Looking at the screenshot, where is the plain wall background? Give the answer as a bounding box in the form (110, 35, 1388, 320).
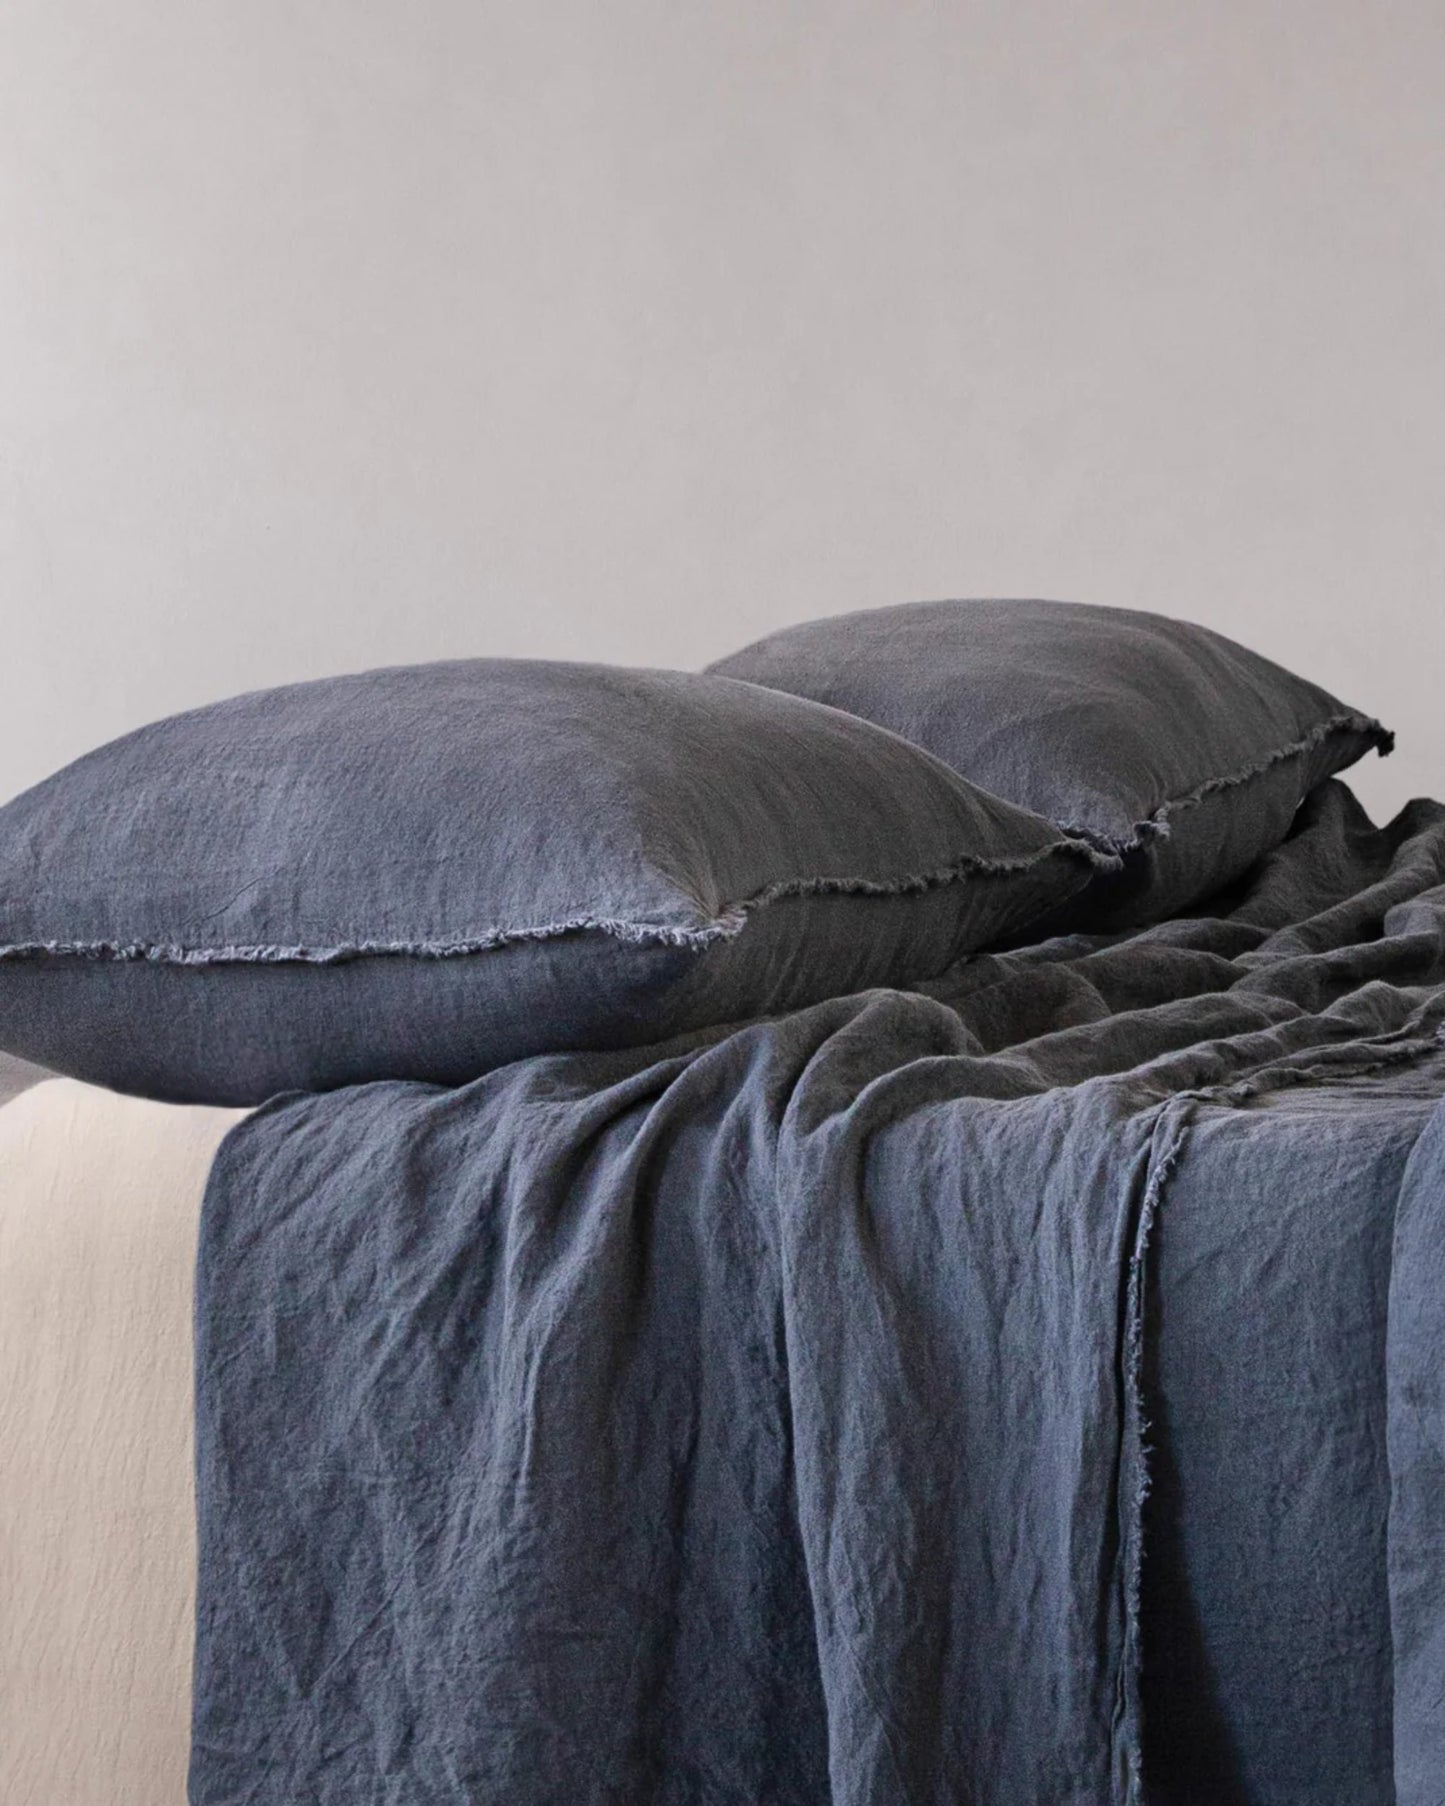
(1, 1, 1439, 819)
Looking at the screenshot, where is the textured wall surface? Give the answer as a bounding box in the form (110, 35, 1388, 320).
(1, 2, 1439, 820)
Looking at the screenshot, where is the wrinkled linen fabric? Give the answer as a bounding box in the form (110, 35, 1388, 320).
(191, 780, 1445, 1805)
(1140, 1073, 1445, 1804)
(0, 659, 1102, 1105)
(707, 598, 1392, 928)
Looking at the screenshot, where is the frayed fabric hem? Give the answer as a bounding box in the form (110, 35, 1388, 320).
(1117, 1100, 1195, 1802)
(1119, 712, 1392, 852)
(0, 834, 1118, 968)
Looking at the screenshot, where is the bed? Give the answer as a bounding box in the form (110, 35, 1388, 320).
(2, 601, 1442, 1804)
(0, 1070, 242, 1806)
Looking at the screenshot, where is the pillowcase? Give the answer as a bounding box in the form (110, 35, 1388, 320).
(0, 659, 1108, 1104)
(708, 599, 1392, 926)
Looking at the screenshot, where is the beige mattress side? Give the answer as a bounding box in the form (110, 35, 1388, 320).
(0, 1079, 244, 1806)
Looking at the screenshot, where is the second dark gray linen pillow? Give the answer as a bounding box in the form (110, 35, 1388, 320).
(0, 659, 1108, 1104)
(708, 599, 1393, 925)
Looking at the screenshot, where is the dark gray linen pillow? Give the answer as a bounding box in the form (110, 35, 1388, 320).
(0, 659, 1108, 1104)
(708, 599, 1392, 926)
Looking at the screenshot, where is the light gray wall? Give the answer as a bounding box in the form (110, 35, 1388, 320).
(2, 2, 1439, 821)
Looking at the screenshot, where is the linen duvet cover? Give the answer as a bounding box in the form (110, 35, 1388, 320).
(188, 778, 1445, 1805)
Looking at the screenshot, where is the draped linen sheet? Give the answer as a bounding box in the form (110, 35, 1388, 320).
(191, 781, 1445, 1805)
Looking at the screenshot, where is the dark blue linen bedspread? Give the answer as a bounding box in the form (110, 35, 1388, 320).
(190, 781, 1445, 1805)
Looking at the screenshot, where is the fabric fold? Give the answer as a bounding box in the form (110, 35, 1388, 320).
(190, 782, 1445, 1803)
